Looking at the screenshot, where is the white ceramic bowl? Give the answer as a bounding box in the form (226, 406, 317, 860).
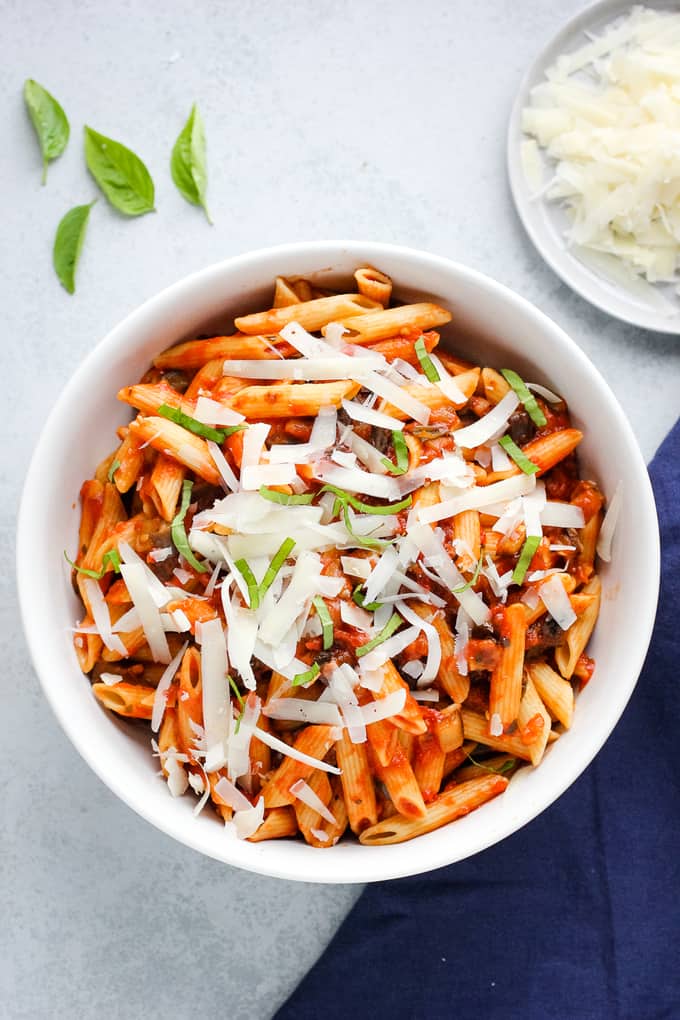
(17, 241, 659, 884)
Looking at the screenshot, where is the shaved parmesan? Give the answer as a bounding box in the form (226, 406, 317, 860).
(358, 625, 419, 672)
(151, 641, 189, 732)
(412, 689, 440, 702)
(490, 713, 503, 737)
(453, 391, 520, 449)
(363, 370, 431, 425)
(363, 546, 399, 604)
(597, 480, 622, 562)
(428, 352, 467, 404)
(491, 443, 512, 472)
(194, 397, 245, 427)
(207, 440, 240, 492)
(241, 463, 298, 490)
(252, 725, 341, 775)
(289, 779, 337, 824)
(200, 617, 231, 771)
(148, 547, 173, 563)
(359, 688, 407, 725)
(398, 601, 442, 682)
(408, 524, 490, 626)
(402, 659, 424, 680)
(340, 601, 373, 630)
(341, 555, 374, 579)
(327, 666, 366, 743)
(241, 422, 270, 470)
(233, 797, 265, 840)
(118, 564, 171, 662)
(214, 776, 252, 812)
(539, 575, 577, 630)
(522, 6, 680, 296)
(541, 502, 585, 528)
(98, 672, 123, 686)
(227, 693, 260, 781)
(222, 356, 378, 381)
(523, 482, 547, 539)
(164, 751, 189, 797)
(418, 472, 536, 524)
(310, 827, 330, 843)
(342, 427, 390, 475)
(527, 382, 562, 404)
(82, 579, 128, 656)
(341, 398, 404, 431)
(314, 462, 401, 500)
(264, 698, 343, 726)
(119, 541, 171, 608)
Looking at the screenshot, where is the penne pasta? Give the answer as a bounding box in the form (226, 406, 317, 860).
(354, 265, 393, 306)
(335, 730, 378, 834)
(526, 661, 574, 730)
(489, 603, 527, 731)
(518, 675, 551, 766)
(92, 681, 156, 719)
(325, 302, 451, 343)
(263, 726, 339, 808)
(359, 774, 508, 845)
(127, 415, 222, 485)
(235, 294, 382, 335)
(555, 576, 601, 679)
(230, 380, 361, 418)
(148, 454, 186, 522)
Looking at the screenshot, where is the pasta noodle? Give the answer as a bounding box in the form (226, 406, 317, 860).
(68, 266, 608, 848)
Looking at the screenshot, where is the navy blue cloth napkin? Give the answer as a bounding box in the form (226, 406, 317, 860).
(277, 421, 680, 1020)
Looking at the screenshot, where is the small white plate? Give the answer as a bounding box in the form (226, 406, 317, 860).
(507, 0, 680, 334)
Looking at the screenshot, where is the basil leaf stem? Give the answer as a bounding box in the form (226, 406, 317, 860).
(23, 79, 69, 184)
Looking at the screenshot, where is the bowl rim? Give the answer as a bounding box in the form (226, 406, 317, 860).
(506, 0, 680, 335)
(16, 240, 661, 883)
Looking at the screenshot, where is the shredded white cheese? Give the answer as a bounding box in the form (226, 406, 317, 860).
(522, 6, 680, 297)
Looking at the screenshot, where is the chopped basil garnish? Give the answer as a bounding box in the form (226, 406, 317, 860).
(498, 434, 539, 475)
(356, 612, 403, 657)
(258, 486, 315, 506)
(414, 336, 440, 383)
(452, 551, 484, 593)
(312, 595, 334, 650)
(64, 547, 121, 579)
(380, 430, 409, 476)
(292, 662, 321, 687)
(512, 534, 541, 584)
(171, 479, 207, 573)
(501, 369, 547, 427)
(158, 403, 246, 443)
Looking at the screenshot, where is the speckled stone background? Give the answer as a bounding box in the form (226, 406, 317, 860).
(2, 1, 679, 1017)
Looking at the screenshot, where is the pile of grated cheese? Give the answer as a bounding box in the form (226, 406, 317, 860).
(521, 5, 680, 299)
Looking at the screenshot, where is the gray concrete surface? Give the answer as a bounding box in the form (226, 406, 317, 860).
(2, 0, 678, 1017)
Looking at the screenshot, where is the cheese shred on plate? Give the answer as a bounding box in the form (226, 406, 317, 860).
(522, 6, 680, 301)
(68, 264, 609, 851)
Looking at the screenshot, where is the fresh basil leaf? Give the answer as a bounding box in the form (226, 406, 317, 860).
(170, 104, 212, 223)
(84, 126, 155, 216)
(23, 79, 70, 184)
(53, 200, 95, 295)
